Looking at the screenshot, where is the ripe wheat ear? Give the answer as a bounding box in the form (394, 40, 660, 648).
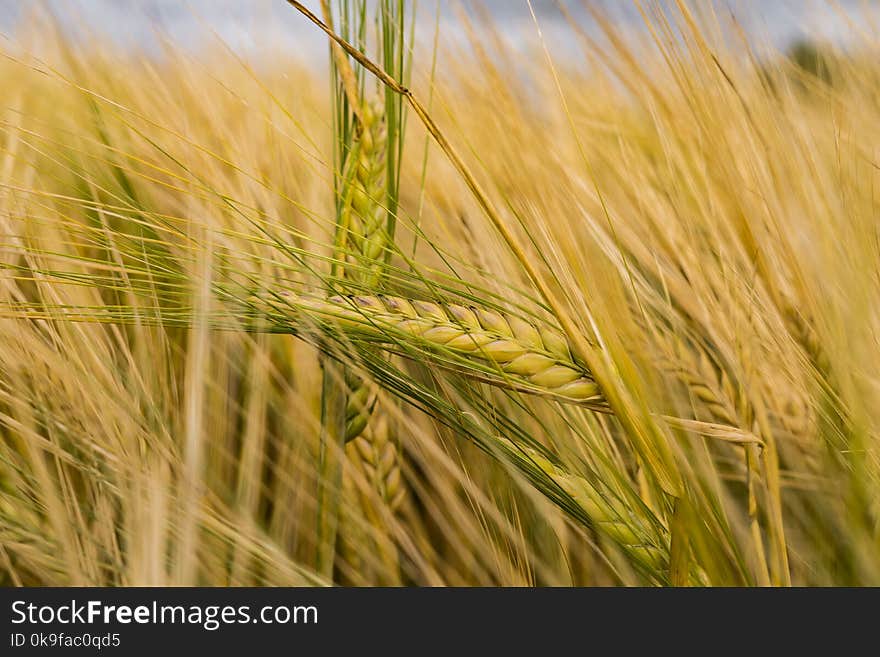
(248, 292, 606, 408)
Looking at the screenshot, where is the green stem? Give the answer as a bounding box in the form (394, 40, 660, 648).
(316, 360, 346, 577)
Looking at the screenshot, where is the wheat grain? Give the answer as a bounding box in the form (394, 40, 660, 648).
(349, 413, 406, 511)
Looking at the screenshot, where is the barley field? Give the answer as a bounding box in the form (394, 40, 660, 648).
(1, 1, 879, 587)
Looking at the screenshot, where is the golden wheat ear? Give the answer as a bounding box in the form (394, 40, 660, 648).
(249, 291, 605, 407)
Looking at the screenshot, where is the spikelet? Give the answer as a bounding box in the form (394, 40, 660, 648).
(349, 413, 405, 511)
(344, 369, 379, 442)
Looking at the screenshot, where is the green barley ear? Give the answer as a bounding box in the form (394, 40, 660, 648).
(335, 96, 407, 582)
(495, 437, 669, 575)
(319, 0, 410, 582)
(341, 98, 389, 286)
(337, 96, 391, 444)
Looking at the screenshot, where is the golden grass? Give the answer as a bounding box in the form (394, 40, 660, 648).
(1, 4, 879, 585)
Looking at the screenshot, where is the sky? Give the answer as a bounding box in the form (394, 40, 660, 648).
(0, 1, 877, 62)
